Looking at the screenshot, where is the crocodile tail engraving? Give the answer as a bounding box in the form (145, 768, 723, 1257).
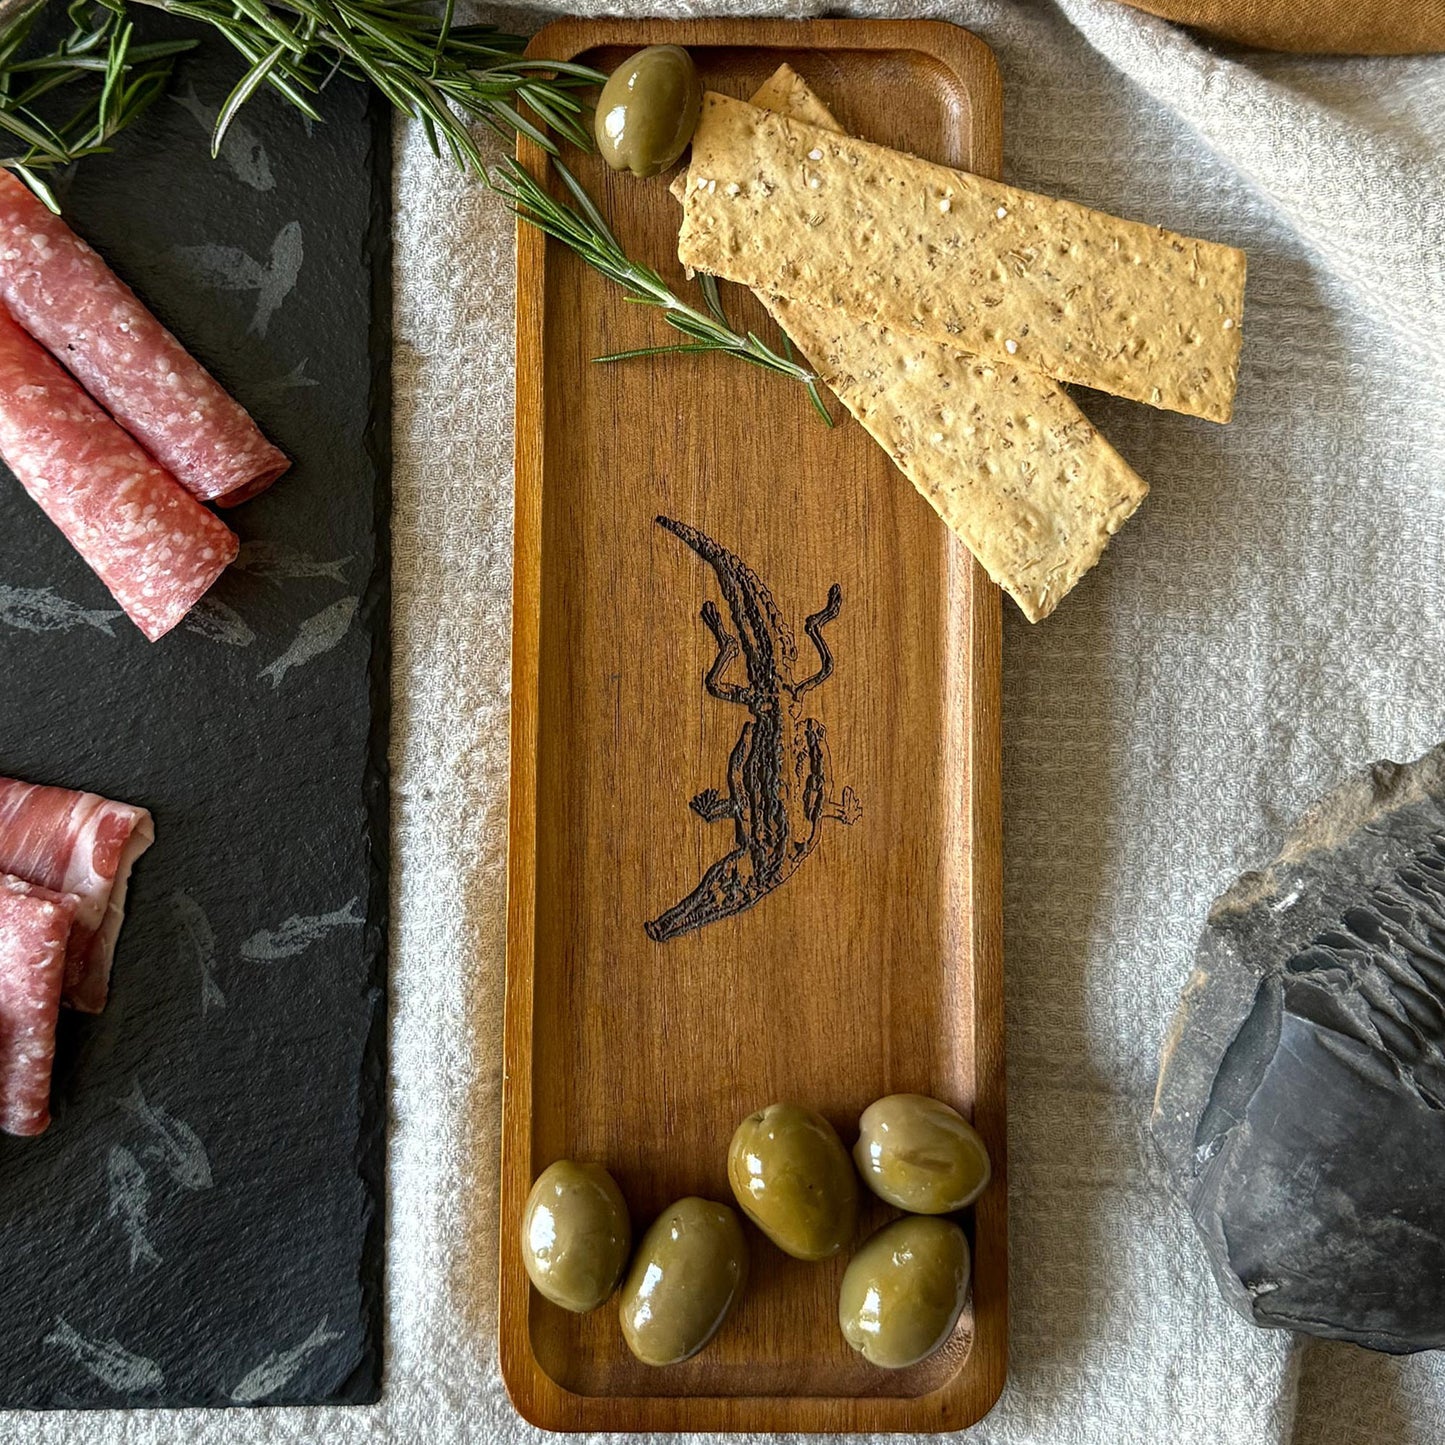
(647, 518, 860, 942)
(644, 850, 755, 942)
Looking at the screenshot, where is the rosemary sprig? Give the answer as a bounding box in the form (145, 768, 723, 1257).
(124, 0, 604, 162)
(492, 156, 833, 425)
(0, 1, 831, 417)
(0, 0, 193, 209)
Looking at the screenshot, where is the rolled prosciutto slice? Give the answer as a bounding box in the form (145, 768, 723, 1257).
(0, 171, 288, 506)
(0, 308, 238, 641)
(0, 778, 154, 1014)
(0, 874, 74, 1135)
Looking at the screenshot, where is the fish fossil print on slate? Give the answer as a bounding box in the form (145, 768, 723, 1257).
(173, 219, 302, 339)
(184, 598, 256, 649)
(232, 539, 351, 585)
(647, 517, 860, 943)
(171, 83, 276, 193)
(259, 596, 359, 688)
(230, 1317, 343, 1404)
(0, 584, 120, 636)
(106, 1145, 160, 1271)
(120, 1081, 214, 1192)
(167, 890, 224, 1012)
(248, 360, 321, 409)
(43, 1321, 163, 1395)
(240, 897, 365, 961)
(100, 1084, 213, 1274)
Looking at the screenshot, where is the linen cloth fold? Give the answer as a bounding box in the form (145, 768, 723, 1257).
(5, 0, 1441, 1441)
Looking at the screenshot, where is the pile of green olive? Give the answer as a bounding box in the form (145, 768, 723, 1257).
(519, 1092, 991, 1371)
(520, 1164, 749, 1367)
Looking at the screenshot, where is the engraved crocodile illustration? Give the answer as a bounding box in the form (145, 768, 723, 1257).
(646, 516, 860, 942)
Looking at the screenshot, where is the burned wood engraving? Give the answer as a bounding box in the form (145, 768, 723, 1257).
(647, 517, 860, 942)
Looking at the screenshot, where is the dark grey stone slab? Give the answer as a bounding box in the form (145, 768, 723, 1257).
(1154, 743, 1445, 1354)
(0, 21, 388, 1408)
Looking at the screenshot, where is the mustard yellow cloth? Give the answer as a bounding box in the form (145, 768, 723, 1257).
(1117, 0, 1445, 53)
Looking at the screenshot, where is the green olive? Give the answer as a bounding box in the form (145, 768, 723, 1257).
(838, 1216, 971, 1369)
(854, 1094, 992, 1214)
(727, 1103, 858, 1260)
(594, 45, 703, 178)
(618, 1197, 748, 1365)
(520, 1160, 631, 1313)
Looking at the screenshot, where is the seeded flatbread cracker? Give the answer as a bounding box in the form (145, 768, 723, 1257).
(675, 65, 1148, 622)
(742, 59, 829, 126)
(679, 91, 1246, 423)
(670, 64, 833, 206)
(775, 302, 1150, 620)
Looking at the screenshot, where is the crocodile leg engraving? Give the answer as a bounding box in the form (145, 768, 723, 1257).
(646, 517, 862, 943)
(700, 599, 750, 705)
(691, 727, 750, 824)
(690, 789, 736, 822)
(794, 583, 843, 699)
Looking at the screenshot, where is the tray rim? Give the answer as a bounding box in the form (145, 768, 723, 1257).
(501, 16, 1007, 1434)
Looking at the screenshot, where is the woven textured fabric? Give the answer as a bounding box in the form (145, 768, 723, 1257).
(4, 0, 1441, 1441)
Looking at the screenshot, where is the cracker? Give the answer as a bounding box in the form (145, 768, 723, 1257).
(675, 65, 1149, 622)
(678, 91, 1246, 423)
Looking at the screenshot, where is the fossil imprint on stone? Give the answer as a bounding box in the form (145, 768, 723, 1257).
(646, 517, 860, 943)
(1155, 741, 1445, 1353)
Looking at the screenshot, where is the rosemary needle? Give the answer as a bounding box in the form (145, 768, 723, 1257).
(0, 0, 193, 210)
(124, 0, 605, 161)
(492, 156, 833, 425)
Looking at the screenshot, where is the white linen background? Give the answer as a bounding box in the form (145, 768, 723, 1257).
(5, 0, 1443, 1441)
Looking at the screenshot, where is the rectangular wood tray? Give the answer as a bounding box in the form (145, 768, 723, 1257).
(501, 17, 1006, 1434)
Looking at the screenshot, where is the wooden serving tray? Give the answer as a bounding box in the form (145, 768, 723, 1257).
(502, 17, 1005, 1434)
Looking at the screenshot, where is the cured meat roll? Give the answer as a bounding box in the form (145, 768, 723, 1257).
(0, 777, 154, 1014)
(0, 308, 238, 641)
(0, 171, 288, 506)
(0, 874, 75, 1136)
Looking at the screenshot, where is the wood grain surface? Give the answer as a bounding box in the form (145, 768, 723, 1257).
(502, 18, 1006, 1433)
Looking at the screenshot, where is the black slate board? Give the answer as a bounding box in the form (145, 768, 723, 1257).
(0, 26, 388, 1409)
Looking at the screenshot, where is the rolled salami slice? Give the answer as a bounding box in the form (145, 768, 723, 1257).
(0, 308, 238, 641)
(0, 172, 289, 506)
(0, 873, 76, 1136)
(0, 777, 155, 1013)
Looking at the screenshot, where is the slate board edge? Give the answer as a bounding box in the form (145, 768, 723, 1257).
(335, 81, 392, 1410)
